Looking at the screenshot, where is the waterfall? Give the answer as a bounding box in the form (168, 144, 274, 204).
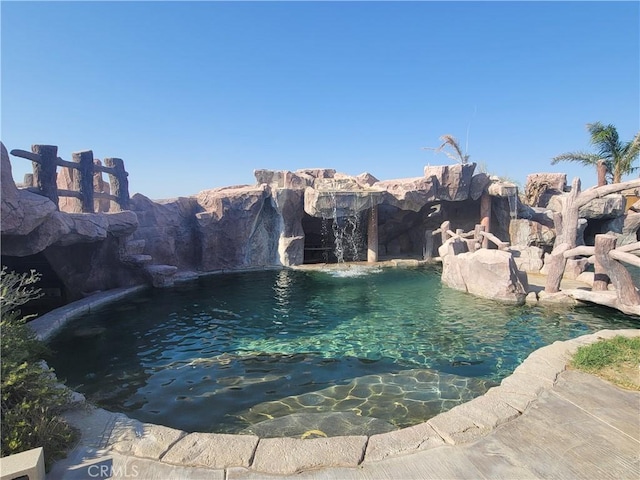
(331, 215, 362, 263)
(321, 191, 364, 263)
(507, 188, 518, 220)
(320, 217, 330, 263)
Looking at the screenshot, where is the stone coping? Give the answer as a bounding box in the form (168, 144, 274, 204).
(29, 286, 148, 341)
(53, 327, 640, 476)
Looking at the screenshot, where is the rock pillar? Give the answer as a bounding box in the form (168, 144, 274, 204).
(480, 193, 492, 248)
(367, 204, 378, 262)
(597, 160, 607, 187)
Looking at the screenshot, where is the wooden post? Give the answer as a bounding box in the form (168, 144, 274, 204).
(480, 193, 491, 248)
(424, 229, 434, 260)
(594, 234, 640, 306)
(367, 204, 378, 263)
(72, 150, 95, 213)
(31, 144, 59, 208)
(104, 157, 130, 211)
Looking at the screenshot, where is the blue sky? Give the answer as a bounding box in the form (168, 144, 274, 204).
(2, 1, 639, 200)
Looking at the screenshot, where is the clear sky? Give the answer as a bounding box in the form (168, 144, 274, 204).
(2, 1, 639, 200)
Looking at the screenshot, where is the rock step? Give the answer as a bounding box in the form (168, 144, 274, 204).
(123, 239, 146, 255)
(121, 254, 153, 266)
(144, 264, 178, 288)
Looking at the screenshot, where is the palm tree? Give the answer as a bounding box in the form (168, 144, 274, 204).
(423, 134, 469, 164)
(552, 122, 640, 184)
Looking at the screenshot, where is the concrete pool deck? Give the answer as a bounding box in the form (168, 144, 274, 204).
(45, 328, 640, 480)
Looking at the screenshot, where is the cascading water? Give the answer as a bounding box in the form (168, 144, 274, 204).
(322, 190, 364, 263)
(320, 217, 330, 263)
(507, 188, 518, 220)
(331, 215, 362, 263)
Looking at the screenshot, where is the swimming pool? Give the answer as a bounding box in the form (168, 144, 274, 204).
(47, 266, 639, 437)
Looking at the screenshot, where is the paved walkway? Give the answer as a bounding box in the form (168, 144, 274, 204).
(46, 329, 640, 480)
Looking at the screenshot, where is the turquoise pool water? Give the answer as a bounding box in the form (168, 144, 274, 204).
(47, 266, 639, 436)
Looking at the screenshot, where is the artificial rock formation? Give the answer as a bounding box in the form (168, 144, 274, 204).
(128, 194, 201, 269)
(9, 133, 640, 314)
(0, 150, 530, 302)
(440, 238, 528, 305)
(2, 142, 138, 256)
(196, 185, 279, 270)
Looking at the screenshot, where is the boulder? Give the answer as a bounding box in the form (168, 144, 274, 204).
(525, 172, 567, 193)
(1, 142, 58, 237)
(295, 168, 336, 181)
(144, 264, 178, 288)
(579, 194, 626, 219)
(508, 245, 544, 273)
(564, 258, 589, 280)
(548, 193, 626, 219)
(2, 210, 138, 257)
(355, 172, 379, 188)
(516, 204, 555, 228)
(129, 194, 202, 269)
(374, 176, 438, 212)
(423, 163, 476, 201)
(470, 173, 491, 200)
(254, 169, 314, 190)
(304, 187, 383, 218)
(523, 173, 567, 207)
(196, 185, 279, 270)
(1, 142, 19, 201)
(486, 179, 518, 198)
(441, 247, 528, 304)
(603, 212, 640, 246)
(509, 219, 555, 248)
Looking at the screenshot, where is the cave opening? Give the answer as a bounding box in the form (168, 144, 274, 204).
(1, 252, 68, 317)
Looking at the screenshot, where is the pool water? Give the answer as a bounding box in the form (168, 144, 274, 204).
(47, 266, 639, 436)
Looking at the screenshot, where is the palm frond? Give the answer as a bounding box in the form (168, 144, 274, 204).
(552, 123, 638, 184)
(424, 134, 469, 164)
(622, 131, 640, 164)
(587, 122, 622, 162)
(551, 152, 602, 166)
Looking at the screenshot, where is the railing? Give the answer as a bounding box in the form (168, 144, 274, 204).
(562, 236, 640, 307)
(424, 220, 510, 260)
(10, 144, 130, 213)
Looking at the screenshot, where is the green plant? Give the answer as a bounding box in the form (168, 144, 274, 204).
(1, 267, 78, 470)
(551, 122, 640, 184)
(570, 336, 640, 390)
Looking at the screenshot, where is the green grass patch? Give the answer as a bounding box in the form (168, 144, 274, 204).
(570, 336, 640, 390)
